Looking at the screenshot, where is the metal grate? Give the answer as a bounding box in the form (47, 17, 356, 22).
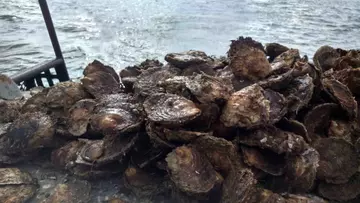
(11, 0, 70, 90)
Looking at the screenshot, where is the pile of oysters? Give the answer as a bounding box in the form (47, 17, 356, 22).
(1, 36, 360, 203)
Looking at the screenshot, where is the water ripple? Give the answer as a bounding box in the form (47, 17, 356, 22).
(1, 0, 360, 78)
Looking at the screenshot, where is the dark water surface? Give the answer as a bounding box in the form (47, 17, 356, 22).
(1, 0, 360, 79)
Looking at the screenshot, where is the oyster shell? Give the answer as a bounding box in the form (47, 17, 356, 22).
(83, 60, 120, 82)
(277, 118, 311, 143)
(220, 169, 257, 203)
(220, 84, 287, 129)
(334, 67, 360, 96)
(318, 173, 360, 201)
(228, 37, 271, 81)
(45, 81, 91, 109)
(0, 74, 23, 100)
(241, 146, 286, 176)
(328, 120, 352, 143)
(314, 137, 359, 184)
(0, 98, 24, 123)
(0, 112, 55, 164)
(0, 168, 37, 203)
(322, 78, 357, 119)
(237, 127, 308, 155)
(165, 50, 211, 69)
(313, 45, 340, 71)
(67, 99, 97, 136)
(133, 67, 181, 100)
(192, 135, 243, 177)
(166, 146, 222, 196)
(285, 194, 328, 203)
(304, 103, 339, 142)
(81, 71, 123, 98)
(270, 49, 300, 74)
(265, 43, 289, 61)
(143, 93, 201, 127)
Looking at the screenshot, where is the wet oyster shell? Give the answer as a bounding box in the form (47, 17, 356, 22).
(143, 93, 201, 127)
(0, 168, 37, 203)
(220, 84, 287, 129)
(322, 78, 357, 119)
(265, 43, 289, 61)
(313, 45, 340, 71)
(304, 103, 339, 142)
(81, 71, 123, 98)
(277, 118, 311, 143)
(83, 60, 120, 82)
(90, 107, 143, 135)
(318, 173, 360, 201)
(281, 74, 314, 114)
(133, 67, 180, 101)
(40, 179, 91, 203)
(166, 146, 222, 196)
(270, 49, 300, 74)
(241, 146, 286, 176)
(165, 50, 210, 69)
(237, 127, 308, 155)
(67, 99, 97, 136)
(328, 120, 352, 143)
(220, 169, 257, 203)
(334, 67, 360, 96)
(228, 37, 271, 81)
(314, 137, 359, 184)
(0, 98, 24, 123)
(45, 81, 91, 109)
(216, 65, 253, 91)
(0, 112, 55, 164)
(192, 135, 243, 177)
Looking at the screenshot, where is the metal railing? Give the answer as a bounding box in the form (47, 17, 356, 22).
(11, 0, 70, 90)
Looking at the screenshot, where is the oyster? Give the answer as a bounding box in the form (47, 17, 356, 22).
(314, 137, 359, 184)
(166, 146, 222, 196)
(276, 118, 311, 143)
(161, 73, 233, 104)
(313, 45, 340, 71)
(0, 98, 24, 123)
(165, 50, 211, 69)
(220, 84, 287, 129)
(51, 136, 135, 178)
(21, 87, 49, 113)
(0, 168, 37, 203)
(282, 74, 314, 114)
(90, 107, 143, 135)
(216, 65, 253, 91)
(81, 71, 123, 98)
(133, 67, 181, 100)
(265, 43, 289, 61)
(241, 146, 286, 176)
(67, 99, 97, 136)
(0, 112, 55, 164)
(270, 49, 300, 74)
(143, 93, 201, 127)
(120, 59, 163, 92)
(83, 60, 120, 82)
(334, 67, 360, 96)
(322, 78, 357, 119)
(40, 179, 91, 203)
(318, 173, 360, 201)
(328, 120, 352, 143)
(192, 135, 243, 177)
(45, 81, 91, 109)
(228, 37, 271, 81)
(220, 169, 258, 203)
(237, 127, 308, 155)
(303, 103, 339, 142)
